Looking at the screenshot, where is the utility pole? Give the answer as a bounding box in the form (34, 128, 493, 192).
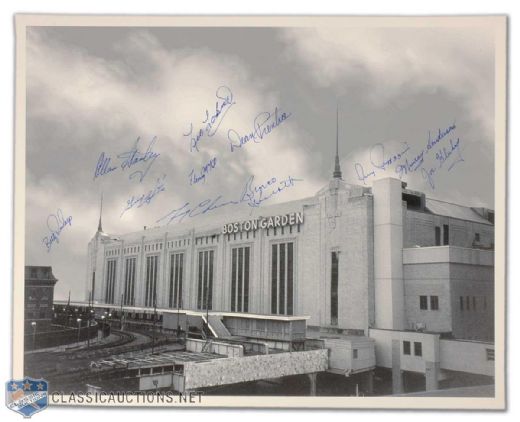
(87, 291, 91, 348)
(120, 293, 124, 331)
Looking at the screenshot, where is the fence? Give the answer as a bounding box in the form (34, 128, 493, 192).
(24, 322, 99, 351)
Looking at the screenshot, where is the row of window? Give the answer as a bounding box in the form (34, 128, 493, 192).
(459, 295, 488, 312)
(434, 225, 449, 246)
(434, 225, 482, 247)
(105, 227, 303, 258)
(419, 295, 439, 311)
(104, 242, 295, 316)
(403, 340, 422, 357)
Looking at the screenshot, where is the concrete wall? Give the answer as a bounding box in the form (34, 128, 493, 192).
(404, 210, 494, 249)
(306, 183, 373, 331)
(403, 247, 494, 341)
(369, 328, 439, 373)
(373, 178, 405, 331)
(449, 263, 494, 341)
(183, 349, 328, 390)
(439, 339, 494, 377)
(403, 262, 452, 333)
(323, 337, 375, 374)
(186, 338, 243, 357)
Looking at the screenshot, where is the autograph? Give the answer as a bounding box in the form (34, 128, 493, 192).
(228, 106, 291, 152)
(93, 136, 160, 183)
(156, 174, 302, 226)
(121, 175, 167, 217)
(184, 85, 235, 153)
(42, 209, 72, 252)
(354, 122, 464, 190)
(188, 157, 217, 185)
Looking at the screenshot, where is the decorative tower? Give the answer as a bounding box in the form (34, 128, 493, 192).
(333, 104, 343, 180)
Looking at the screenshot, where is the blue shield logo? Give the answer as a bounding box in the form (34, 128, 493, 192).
(6, 378, 48, 418)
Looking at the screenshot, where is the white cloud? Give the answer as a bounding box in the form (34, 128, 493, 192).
(26, 29, 324, 299)
(281, 26, 495, 139)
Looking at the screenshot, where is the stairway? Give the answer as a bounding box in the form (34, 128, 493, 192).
(206, 315, 232, 339)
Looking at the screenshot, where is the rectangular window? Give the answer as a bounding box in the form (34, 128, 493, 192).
(105, 259, 117, 304)
(403, 341, 411, 355)
(430, 295, 439, 311)
(168, 253, 184, 308)
(414, 342, 422, 357)
(466, 296, 471, 310)
(145, 255, 158, 307)
(231, 247, 250, 312)
(460, 296, 464, 311)
(197, 250, 214, 310)
(475, 233, 480, 242)
(91, 271, 96, 298)
(123, 257, 136, 306)
(419, 295, 428, 310)
(443, 224, 450, 245)
(271, 242, 294, 315)
(353, 349, 358, 359)
(331, 251, 339, 325)
(486, 348, 495, 361)
(435, 226, 441, 246)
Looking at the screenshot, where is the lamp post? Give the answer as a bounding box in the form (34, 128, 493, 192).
(176, 296, 181, 338)
(76, 318, 82, 343)
(31, 321, 37, 350)
(101, 315, 106, 337)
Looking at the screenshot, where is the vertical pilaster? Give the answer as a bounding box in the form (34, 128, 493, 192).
(391, 339, 404, 394)
(373, 178, 405, 330)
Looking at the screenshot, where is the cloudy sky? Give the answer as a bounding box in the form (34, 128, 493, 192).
(25, 22, 497, 300)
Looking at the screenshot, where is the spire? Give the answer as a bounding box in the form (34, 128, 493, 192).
(97, 193, 103, 232)
(333, 104, 343, 179)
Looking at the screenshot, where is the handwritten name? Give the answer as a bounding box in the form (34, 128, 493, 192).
(93, 136, 160, 183)
(42, 209, 72, 252)
(422, 138, 464, 189)
(355, 142, 410, 184)
(156, 174, 302, 225)
(188, 157, 218, 185)
(120, 175, 167, 217)
(184, 86, 235, 153)
(228, 107, 291, 152)
(353, 122, 464, 190)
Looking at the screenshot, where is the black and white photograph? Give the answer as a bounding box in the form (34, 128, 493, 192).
(11, 14, 506, 410)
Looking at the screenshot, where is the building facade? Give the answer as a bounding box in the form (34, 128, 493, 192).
(25, 266, 58, 331)
(86, 167, 494, 343)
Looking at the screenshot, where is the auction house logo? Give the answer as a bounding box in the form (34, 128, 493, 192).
(6, 378, 48, 418)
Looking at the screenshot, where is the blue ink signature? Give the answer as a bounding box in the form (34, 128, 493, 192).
(355, 142, 410, 184)
(156, 175, 302, 225)
(121, 175, 167, 217)
(422, 137, 464, 189)
(184, 86, 235, 153)
(228, 107, 291, 152)
(118, 136, 160, 182)
(426, 122, 456, 153)
(353, 122, 464, 190)
(395, 151, 425, 179)
(93, 152, 117, 178)
(188, 157, 217, 185)
(42, 209, 72, 252)
(93, 136, 160, 183)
